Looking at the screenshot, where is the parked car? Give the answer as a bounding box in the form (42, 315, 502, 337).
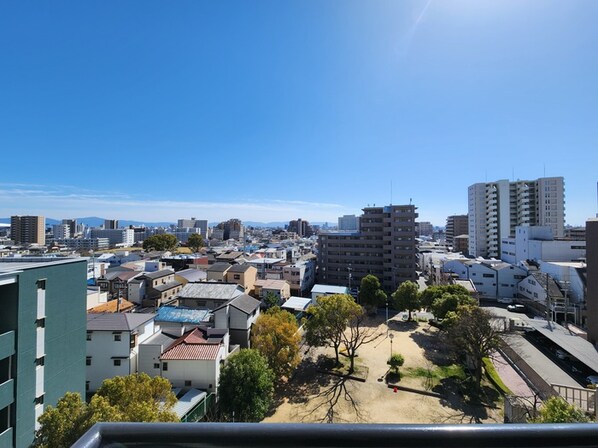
(507, 304, 525, 313)
(555, 349, 570, 360)
(585, 375, 598, 386)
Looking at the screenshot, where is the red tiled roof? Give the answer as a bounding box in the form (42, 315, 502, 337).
(160, 328, 221, 360)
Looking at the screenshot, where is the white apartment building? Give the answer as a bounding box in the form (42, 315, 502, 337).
(52, 223, 71, 239)
(338, 215, 359, 231)
(86, 313, 157, 393)
(501, 226, 586, 265)
(90, 228, 135, 247)
(282, 259, 315, 296)
(468, 177, 565, 258)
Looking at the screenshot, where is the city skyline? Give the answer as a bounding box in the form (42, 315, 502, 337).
(1, 1, 597, 226)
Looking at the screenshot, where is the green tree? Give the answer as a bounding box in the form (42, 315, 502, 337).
(143, 234, 178, 251)
(263, 291, 280, 309)
(187, 233, 204, 253)
(431, 292, 478, 320)
(251, 307, 301, 379)
(531, 396, 590, 423)
(446, 306, 501, 390)
(304, 294, 362, 365)
(420, 284, 472, 311)
(392, 281, 420, 321)
(358, 274, 387, 314)
(219, 349, 275, 422)
(34, 374, 178, 447)
(388, 353, 405, 374)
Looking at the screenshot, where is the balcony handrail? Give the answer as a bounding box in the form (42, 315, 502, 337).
(73, 422, 598, 448)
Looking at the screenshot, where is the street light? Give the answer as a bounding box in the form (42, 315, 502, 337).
(389, 333, 394, 359)
(385, 300, 389, 336)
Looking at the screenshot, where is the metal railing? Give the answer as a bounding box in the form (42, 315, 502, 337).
(73, 422, 598, 448)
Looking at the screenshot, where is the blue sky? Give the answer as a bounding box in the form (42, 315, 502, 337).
(1, 0, 597, 225)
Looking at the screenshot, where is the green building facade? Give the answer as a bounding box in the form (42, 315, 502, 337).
(0, 259, 87, 448)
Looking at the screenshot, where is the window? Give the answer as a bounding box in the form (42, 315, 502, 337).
(35, 357, 45, 367)
(185, 380, 192, 387)
(482, 274, 494, 278)
(86, 381, 90, 392)
(34, 395, 44, 405)
(113, 359, 121, 366)
(234, 274, 240, 280)
(154, 363, 160, 369)
(35, 318, 45, 328)
(86, 357, 92, 366)
(37, 279, 46, 290)
(113, 333, 122, 342)
(87, 331, 92, 341)
(162, 362, 168, 371)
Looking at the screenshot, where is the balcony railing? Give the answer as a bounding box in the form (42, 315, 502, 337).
(73, 422, 598, 448)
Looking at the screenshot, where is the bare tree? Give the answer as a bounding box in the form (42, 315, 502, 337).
(341, 310, 382, 374)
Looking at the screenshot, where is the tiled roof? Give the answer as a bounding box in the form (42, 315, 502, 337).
(255, 279, 289, 290)
(88, 299, 135, 313)
(227, 264, 253, 273)
(214, 294, 260, 314)
(206, 262, 232, 273)
(178, 282, 244, 300)
(156, 306, 211, 324)
(144, 269, 175, 279)
(160, 328, 221, 361)
(87, 312, 155, 331)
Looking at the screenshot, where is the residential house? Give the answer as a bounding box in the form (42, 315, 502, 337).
(174, 268, 207, 285)
(282, 259, 315, 296)
(159, 328, 228, 393)
(86, 313, 157, 393)
(154, 306, 212, 337)
(128, 269, 183, 308)
(88, 298, 135, 313)
(245, 258, 286, 280)
(96, 268, 141, 299)
(177, 282, 245, 310)
(310, 284, 349, 303)
(213, 294, 261, 348)
(254, 279, 291, 303)
(225, 264, 257, 294)
(206, 263, 232, 282)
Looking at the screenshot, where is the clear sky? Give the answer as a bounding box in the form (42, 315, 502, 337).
(1, 0, 597, 225)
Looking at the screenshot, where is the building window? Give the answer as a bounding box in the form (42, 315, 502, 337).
(87, 332, 92, 341)
(113, 359, 121, 366)
(37, 279, 46, 290)
(162, 362, 168, 371)
(154, 363, 160, 369)
(36, 318, 45, 328)
(86, 357, 92, 366)
(86, 381, 90, 392)
(185, 380, 192, 387)
(35, 356, 45, 367)
(113, 333, 122, 342)
(34, 395, 44, 405)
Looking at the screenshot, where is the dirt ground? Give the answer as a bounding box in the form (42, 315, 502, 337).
(263, 314, 503, 424)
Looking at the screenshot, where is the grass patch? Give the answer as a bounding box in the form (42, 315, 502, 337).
(403, 364, 465, 390)
(482, 357, 512, 396)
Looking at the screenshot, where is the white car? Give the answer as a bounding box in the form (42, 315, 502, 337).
(507, 304, 525, 313)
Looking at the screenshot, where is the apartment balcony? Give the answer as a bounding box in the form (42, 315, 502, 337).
(0, 378, 14, 410)
(0, 428, 13, 448)
(73, 422, 598, 448)
(0, 331, 15, 361)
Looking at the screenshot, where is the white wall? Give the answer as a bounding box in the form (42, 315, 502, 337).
(86, 331, 132, 392)
(162, 347, 225, 393)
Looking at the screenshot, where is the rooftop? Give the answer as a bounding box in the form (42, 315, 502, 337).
(178, 282, 244, 300)
(311, 284, 349, 295)
(87, 313, 155, 331)
(206, 262, 233, 273)
(160, 328, 221, 361)
(88, 299, 135, 313)
(155, 306, 211, 324)
(214, 294, 260, 315)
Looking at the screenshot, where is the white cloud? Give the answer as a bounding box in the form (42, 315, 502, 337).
(0, 183, 354, 223)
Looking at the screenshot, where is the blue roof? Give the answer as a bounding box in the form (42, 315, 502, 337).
(156, 306, 211, 324)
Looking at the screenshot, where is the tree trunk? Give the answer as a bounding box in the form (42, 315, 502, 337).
(475, 362, 482, 391)
(334, 343, 340, 365)
(408, 309, 412, 321)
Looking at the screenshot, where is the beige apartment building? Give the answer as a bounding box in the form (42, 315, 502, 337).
(10, 215, 45, 245)
(225, 264, 257, 294)
(317, 204, 418, 293)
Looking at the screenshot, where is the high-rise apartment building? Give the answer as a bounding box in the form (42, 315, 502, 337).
(0, 258, 87, 448)
(586, 218, 598, 345)
(416, 221, 434, 237)
(103, 219, 119, 230)
(288, 219, 313, 238)
(318, 204, 418, 293)
(468, 177, 565, 258)
(446, 215, 468, 246)
(10, 216, 45, 246)
(177, 218, 208, 237)
(338, 215, 359, 231)
(52, 224, 71, 240)
(61, 219, 77, 238)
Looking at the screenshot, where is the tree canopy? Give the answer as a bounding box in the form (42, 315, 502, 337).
(391, 281, 420, 320)
(419, 284, 472, 311)
(143, 234, 178, 251)
(218, 349, 275, 422)
(358, 274, 387, 312)
(531, 397, 590, 423)
(187, 233, 204, 253)
(431, 291, 478, 320)
(263, 291, 280, 309)
(304, 294, 362, 364)
(251, 307, 301, 379)
(34, 374, 178, 448)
